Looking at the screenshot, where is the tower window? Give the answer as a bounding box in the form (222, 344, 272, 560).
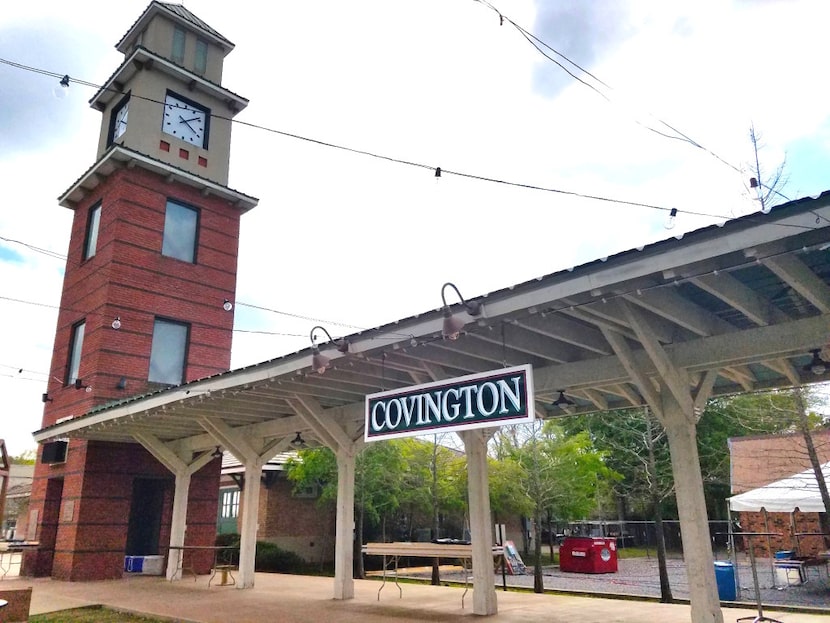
(162, 200, 199, 263)
(83, 202, 101, 261)
(148, 318, 189, 385)
(195, 39, 208, 75)
(172, 26, 186, 64)
(66, 320, 85, 385)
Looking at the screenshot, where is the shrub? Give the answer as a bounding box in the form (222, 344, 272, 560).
(214, 533, 240, 548)
(255, 541, 304, 572)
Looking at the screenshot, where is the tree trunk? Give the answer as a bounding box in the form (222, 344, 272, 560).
(533, 511, 544, 593)
(547, 513, 555, 562)
(794, 387, 830, 548)
(646, 413, 673, 603)
(354, 506, 365, 579)
(653, 499, 673, 602)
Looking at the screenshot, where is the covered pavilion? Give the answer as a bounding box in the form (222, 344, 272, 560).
(33, 192, 830, 623)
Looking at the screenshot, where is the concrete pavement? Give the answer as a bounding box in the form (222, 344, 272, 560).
(2, 572, 829, 623)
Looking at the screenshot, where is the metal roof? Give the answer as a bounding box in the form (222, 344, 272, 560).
(116, 2, 235, 56)
(57, 144, 259, 212)
(89, 46, 249, 112)
(34, 191, 830, 455)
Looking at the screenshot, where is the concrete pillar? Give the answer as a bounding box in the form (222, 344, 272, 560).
(334, 449, 355, 600)
(660, 385, 723, 623)
(165, 470, 190, 581)
(236, 459, 263, 589)
(462, 429, 497, 616)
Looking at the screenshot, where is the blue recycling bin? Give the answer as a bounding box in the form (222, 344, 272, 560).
(714, 561, 736, 601)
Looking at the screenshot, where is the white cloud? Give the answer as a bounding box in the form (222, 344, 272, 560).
(1, 0, 828, 452)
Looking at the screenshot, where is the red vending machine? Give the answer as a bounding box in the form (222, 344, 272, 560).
(559, 537, 618, 573)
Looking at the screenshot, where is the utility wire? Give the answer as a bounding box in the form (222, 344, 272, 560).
(471, 1, 798, 210)
(0, 235, 66, 260)
(0, 56, 731, 222)
(0, 234, 415, 335)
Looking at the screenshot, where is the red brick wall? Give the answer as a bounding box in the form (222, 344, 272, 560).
(258, 476, 336, 562)
(40, 166, 241, 429)
(737, 510, 825, 557)
(729, 431, 830, 558)
(33, 136, 242, 582)
(28, 441, 220, 580)
(729, 429, 830, 494)
(0, 587, 32, 623)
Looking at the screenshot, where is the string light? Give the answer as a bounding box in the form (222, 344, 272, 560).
(53, 74, 70, 99)
(665, 208, 678, 230)
(0, 56, 730, 223)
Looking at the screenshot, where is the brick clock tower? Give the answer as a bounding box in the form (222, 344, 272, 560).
(28, 2, 257, 580)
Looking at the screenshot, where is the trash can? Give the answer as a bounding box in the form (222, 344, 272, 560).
(559, 537, 618, 573)
(714, 561, 736, 601)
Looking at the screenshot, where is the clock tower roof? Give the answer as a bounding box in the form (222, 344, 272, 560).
(57, 144, 259, 213)
(117, 1, 234, 56)
(88, 46, 248, 113)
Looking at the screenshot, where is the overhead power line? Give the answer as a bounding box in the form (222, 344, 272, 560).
(471, 0, 797, 208)
(0, 56, 731, 223)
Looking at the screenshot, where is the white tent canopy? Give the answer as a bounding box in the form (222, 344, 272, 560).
(728, 462, 830, 513)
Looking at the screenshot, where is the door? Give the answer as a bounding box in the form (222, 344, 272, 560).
(125, 478, 166, 556)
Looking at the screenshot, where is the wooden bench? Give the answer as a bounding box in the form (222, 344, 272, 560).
(0, 587, 32, 622)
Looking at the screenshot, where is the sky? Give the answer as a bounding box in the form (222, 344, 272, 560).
(2, 0, 830, 455)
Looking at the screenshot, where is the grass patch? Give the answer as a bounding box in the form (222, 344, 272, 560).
(30, 605, 170, 623)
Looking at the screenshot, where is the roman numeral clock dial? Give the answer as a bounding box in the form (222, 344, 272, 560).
(162, 93, 209, 148)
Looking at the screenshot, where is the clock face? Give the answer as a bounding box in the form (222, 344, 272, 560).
(113, 100, 129, 141)
(163, 93, 209, 148)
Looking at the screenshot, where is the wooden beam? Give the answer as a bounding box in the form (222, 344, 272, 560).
(623, 289, 735, 337)
(286, 395, 352, 451)
(764, 254, 830, 314)
(691, 273, 788, 326)
(600, 326, 661, 417)
(620, 300, 693, 415)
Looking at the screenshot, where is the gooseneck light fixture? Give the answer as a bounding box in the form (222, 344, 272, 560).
(804, 349, 829, 376)
(74, 378, 91, 392)
(290, 432, 307, 449)
(111, 316, 121, 330)
(211, 446, 223, 459)
(223, 299, 233, 312)
(441, 282, 482, 340)
(310, 326, 350, 374)
(552, 390, 575, 408)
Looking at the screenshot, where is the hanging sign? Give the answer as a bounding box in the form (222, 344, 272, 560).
(365, 364, 534, 442)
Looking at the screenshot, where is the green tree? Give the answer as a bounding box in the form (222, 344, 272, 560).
(286, 441, 407, 578)
(507, 421, 614, 593)
(286, 438, 469, 579)
(10, 450, 35, 464)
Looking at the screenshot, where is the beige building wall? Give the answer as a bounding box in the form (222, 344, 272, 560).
(95, 68, 234, 185)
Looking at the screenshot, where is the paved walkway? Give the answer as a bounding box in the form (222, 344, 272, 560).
(1, 572, 828, 623)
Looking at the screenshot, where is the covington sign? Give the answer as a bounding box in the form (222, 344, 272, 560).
(364, 364, 534, 442)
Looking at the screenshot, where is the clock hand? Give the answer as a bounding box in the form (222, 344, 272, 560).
(178, 115, 197, 133)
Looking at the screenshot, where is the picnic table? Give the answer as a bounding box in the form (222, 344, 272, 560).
(362, 541, 503, 608)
